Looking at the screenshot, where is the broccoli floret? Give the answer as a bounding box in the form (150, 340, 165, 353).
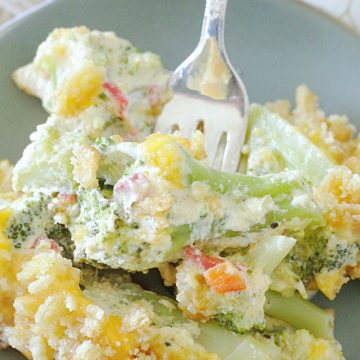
(3, 193, 75, 256)
(215, 312, 246, 333)
(5, 193, 53, 249)
(287, 230, 358, 283)
(93, 136, 116, 152)
(94, 137, 133, 186)
(288, 230, 328, 281)
(7, 222, 32, 248)
(324, 242, 359, 271)
(45, 222, 69, 241)
(45, 223, 73, 259)
(71, 188, 159, 270)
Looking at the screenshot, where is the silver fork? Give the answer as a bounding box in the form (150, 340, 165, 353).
(155, 0, 249, 172)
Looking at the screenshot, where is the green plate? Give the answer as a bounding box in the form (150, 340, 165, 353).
(0, 0, 359, 358)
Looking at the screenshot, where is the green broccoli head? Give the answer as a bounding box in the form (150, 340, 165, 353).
(215, 312, 247, 333)
(2, 193, 74, 258)
(323, 241, 359, 272)
(287, 230, 328, 282)
(93, 137, 133, 186)
(69, 188, 181, 271)
(5, 193, 53, 249)
(45, 223, 73, 259)
(287, 229, 358, 283)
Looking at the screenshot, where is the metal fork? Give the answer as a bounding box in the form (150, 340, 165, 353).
(155, 0, 249, 172)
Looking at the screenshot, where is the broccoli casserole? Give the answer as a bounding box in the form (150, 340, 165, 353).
(0, 27, 359, 359)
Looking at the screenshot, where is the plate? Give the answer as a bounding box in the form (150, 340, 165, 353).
(0, 0, 359, 358)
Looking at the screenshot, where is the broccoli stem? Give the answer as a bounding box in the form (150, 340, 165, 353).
(182, 149, 303, 197)
(264, 290, 334, 339)
(267, 200, 325, 229)
(169, 208, 323, 256)
(246, 106, 334, 184)
(198, 321, 280, 360)
(180, 149, 324, 230)
(168, 224, 191, 256)
(247, 235, 297, 275)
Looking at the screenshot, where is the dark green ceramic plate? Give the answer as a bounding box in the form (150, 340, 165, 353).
(0, 0, 359, 359)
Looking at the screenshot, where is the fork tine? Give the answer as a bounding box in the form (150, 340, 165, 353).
(179, 120, 200, 139)
(221, 132, 243, 172)
(205, 131, 223, 167)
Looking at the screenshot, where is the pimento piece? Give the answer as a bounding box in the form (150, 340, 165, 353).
(114, 173, 152, 207)
(183, 246, 224, 270)
(103, 82, 128, 118)
(58, 193, 77, 205)
(31, 236, 61, 253)
(203, 262, 246, 294)
(114, 173, 149, 194)
(184, 246, 246, 294)
(147, 84, 163, 115)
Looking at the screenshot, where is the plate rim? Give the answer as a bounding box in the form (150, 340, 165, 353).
(0, 0, 54, 34)
(1, 0, 360, 42)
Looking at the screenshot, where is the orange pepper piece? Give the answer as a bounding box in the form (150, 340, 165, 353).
(203, 261, 246, 294)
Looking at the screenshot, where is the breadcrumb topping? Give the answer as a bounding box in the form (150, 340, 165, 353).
(314, 165, 360, 236)
(0, 238, 217, 359)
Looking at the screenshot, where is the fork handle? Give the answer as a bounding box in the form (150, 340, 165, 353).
(201, 0, 228, 47)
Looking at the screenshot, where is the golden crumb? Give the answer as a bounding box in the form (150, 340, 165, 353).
(293, 85, 358, 165)
(0, 209, 15, 348)
(72, 145, 100, 189)
(159, 263, 177, 286)
(347, 263, 360, 280)
(190, 131, 207, 161)
(314, 166, 360, 236)
(315, 268, 349, 300)
(265, 99, 292, 120)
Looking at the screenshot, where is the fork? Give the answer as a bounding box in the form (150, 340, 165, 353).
(155, 0, 249, 172)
